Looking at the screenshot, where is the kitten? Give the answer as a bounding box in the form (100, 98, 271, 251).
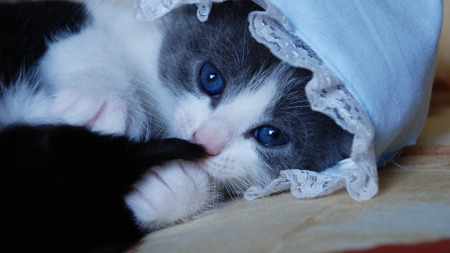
(0, 0, 353, 252)
(126, 1, 353, 228)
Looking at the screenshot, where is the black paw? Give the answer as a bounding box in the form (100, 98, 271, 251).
(140, 138, 207, 165)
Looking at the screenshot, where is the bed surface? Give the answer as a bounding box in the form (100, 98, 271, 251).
(138, 99, 450, 252)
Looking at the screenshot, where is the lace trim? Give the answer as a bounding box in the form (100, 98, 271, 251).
(135, 0, 379, 201)
(245, 0, 378, 201)
(134, 0, 225, 22)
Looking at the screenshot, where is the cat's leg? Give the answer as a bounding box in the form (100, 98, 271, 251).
(51, 84, 128, 134)
(0, 124, 206, 191)
(39, 22, 152, 138)
(0, 124, 206, 253)
(43, 57, 157, 139)
(125, 160, 216, 229)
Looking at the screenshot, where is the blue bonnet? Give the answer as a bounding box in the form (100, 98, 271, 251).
(135, 0, 443, 201)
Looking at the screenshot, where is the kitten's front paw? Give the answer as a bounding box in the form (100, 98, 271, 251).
(125, 161, 214, 229)
(50, 88, 128, 135)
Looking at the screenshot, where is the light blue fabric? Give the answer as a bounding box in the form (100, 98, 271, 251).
(268, 0, 442, 164)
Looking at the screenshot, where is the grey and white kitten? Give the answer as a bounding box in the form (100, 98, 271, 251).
(130, 1, 352, 228)
(3, 0, 352, 229)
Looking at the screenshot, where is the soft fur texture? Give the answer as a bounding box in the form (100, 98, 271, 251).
(0, 0, 353, 252)
(147, 1, 353, 214)
(0, 125, 205, 253)
(0, 2, 204, 253)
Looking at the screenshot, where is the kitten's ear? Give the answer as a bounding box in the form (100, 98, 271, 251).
(139, 138, 207, 166)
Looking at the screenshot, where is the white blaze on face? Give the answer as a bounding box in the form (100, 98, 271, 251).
(170, 81, 278, 183)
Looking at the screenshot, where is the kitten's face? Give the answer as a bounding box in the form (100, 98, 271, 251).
(158, 2, 351, 190)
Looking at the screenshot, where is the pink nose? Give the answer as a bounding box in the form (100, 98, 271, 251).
(193, 119, 231, 155)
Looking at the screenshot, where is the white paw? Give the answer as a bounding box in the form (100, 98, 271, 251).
(50, 88, 128, 135)
(125, 161, 214, 229)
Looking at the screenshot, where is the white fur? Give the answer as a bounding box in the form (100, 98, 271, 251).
(125, 80, 280, 228)
(39, 0, 167, 139)
(172, 83, 277, 182)
(0, 78, 59, 127)
(125, 161, 215, 229)
(1, 0, 285, 230)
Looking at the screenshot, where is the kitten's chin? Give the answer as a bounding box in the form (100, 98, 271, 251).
(196, 155, 264, 187)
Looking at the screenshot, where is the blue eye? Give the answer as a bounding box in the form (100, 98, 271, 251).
(200, 63, 224, 97)
(253, 126, 289, 147)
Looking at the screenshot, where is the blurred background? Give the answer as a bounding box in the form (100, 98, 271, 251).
(436, 0, 449, 82)
(431, 0, 449, 112)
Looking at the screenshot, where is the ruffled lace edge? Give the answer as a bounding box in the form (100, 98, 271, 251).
(134, 0, 226, 22)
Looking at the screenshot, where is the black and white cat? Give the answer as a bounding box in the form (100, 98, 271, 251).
(0, 0, 353, 252)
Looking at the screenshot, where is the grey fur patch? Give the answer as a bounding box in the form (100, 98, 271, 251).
(159, 1, 353, 177)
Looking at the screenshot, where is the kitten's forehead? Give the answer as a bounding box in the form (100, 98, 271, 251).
(160, 2, 314, 131)
(158, 1, 280, 93)
(214, 79, 279, 127)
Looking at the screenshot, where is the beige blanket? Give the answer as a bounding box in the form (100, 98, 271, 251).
(138, 101, 450, 252)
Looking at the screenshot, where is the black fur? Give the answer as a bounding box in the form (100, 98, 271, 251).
(0, 1, 90, 85)
(0, 2, 206, 252)
(0, 125, 205, 253)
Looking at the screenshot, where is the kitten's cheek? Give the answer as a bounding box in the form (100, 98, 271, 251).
(171, 106, 195, 139)
(170, 97, 211, 140)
